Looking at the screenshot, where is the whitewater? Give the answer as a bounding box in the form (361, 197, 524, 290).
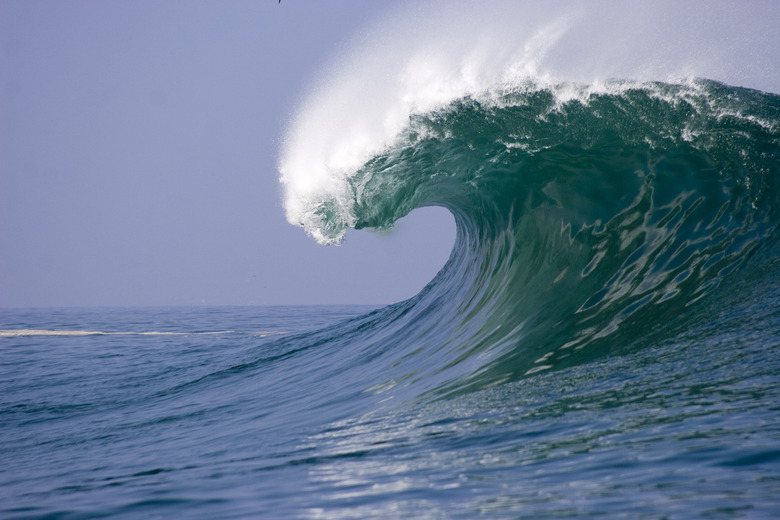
(3, 1, 780, 518)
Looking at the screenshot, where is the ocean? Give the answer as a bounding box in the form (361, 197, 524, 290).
(3, 78, 780, 518)
(4, 1, 780, 517)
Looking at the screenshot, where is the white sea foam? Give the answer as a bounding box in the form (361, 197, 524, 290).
(0, 330, 286, 338)
(278, 0, 779, 245)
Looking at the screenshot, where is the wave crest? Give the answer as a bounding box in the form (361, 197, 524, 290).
(278, 0, 779, 246)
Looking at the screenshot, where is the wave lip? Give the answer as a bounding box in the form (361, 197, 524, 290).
(286, 79, 779, 247)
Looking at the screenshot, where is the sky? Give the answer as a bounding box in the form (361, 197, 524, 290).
(0, 0, 455, 307)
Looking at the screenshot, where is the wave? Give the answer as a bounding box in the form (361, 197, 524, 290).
(276, 2, 780, 397)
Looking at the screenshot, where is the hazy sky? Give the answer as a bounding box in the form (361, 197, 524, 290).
(0, 0, 455, 307)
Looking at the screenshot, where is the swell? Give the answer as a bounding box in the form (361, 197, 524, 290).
(281, 80, 780, 397)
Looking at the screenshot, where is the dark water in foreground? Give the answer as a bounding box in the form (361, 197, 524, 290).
(2, 287, 779, 519)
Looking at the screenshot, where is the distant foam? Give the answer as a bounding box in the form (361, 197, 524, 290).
(0, 329, 288, 338)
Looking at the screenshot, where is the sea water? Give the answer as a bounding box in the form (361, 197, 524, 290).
(1, 294, 778, 519)
(4, 1, 780, 517)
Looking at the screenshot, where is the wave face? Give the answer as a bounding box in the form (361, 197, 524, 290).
(286, 80, 780, 395)
(277, 2, 780, 397)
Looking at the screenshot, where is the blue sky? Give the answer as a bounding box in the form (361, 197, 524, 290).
(0, 0, 454, 307)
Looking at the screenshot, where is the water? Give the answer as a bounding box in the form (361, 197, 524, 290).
(1, 306, 379, 519)
(4, 1, 780, 518)
(2, 291, 779, 519)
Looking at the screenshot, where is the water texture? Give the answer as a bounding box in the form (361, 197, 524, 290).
(4, 1, 780, 518)
(2, 80, 779, 518)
